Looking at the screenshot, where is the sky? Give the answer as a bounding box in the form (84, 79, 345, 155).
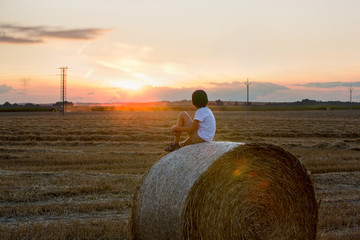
(0, 0, 359, 103)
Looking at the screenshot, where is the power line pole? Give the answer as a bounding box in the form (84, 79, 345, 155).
(349, 85, 353, 110)
(244, 78, 251, 115)
(59, 66, 68, 117)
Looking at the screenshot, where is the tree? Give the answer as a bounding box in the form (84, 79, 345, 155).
(2, 102, 12, 107)
(215, 99, 224, 106)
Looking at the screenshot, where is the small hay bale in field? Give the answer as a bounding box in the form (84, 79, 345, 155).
(131, 142, 318, 240)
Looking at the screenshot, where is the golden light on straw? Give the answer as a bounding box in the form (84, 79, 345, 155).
(231, 158, 248, 177)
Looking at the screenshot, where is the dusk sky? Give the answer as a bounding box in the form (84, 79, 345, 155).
(1, 0, 359, 103)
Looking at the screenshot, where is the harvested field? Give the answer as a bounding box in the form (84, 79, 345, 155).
(0, 110, 359, 239)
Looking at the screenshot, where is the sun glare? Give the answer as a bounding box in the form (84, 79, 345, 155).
(116, 81, 144, 90)
(104, 80, 145, 90)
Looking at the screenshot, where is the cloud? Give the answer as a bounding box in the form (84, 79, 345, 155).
(67, 80, 357, 103)
(40, 28, 110, 40)
(0, 23, 111, 44)
(295, 81, 360, 88)
(207, 81, 289, 101)
(110, 81, 290, 102)
(0, 34, 42, 43)
(97, 60, 131, 73)
(162, 63, 189, 76)
(250, 82, 290, 99)
(114, 86, 193, 102)
(0, 84, 13, 94)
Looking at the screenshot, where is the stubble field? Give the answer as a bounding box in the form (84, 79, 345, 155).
(0, 110, 359, 239)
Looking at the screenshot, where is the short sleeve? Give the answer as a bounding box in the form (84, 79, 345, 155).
(194, 108, 205, 121)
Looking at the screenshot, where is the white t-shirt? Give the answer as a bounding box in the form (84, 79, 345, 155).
(194, 107, 216, 142)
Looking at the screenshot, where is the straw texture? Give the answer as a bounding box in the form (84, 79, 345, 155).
(131, 142, 318, 240)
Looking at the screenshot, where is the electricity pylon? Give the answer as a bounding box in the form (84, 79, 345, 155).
(59, 66, 68, 117)
(244, 79, 251, 115)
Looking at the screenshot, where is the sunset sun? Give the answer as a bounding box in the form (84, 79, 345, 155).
(116, 81, 144, 90)
(103, 80, 146, 91)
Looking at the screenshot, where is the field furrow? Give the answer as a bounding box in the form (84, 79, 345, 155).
(0, 110, 359, 239)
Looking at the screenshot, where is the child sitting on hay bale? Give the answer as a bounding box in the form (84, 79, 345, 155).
(164, 90, 216, 152)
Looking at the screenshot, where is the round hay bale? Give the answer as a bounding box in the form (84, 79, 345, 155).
(131, 142, 318, 240)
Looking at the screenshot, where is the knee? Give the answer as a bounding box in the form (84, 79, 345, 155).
(178, 111, 188, 119)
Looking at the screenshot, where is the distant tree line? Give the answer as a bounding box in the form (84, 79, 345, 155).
(53, 101, 74, 108)
(0, 102, 41, 108)
(266, 99, 360, 106)
(0, 101, 73, 112)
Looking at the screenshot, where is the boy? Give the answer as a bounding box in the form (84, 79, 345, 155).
(164, 90, 216, 152)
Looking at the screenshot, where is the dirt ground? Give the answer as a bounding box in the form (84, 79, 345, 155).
(0, 110, 359, 239)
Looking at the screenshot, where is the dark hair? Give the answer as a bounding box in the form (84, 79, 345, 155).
(192, 90, 208, 108)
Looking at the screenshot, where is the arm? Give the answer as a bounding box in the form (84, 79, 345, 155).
(172, 120, 199, 134)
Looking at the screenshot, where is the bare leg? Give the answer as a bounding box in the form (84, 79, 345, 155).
(173, 111, 193, 144)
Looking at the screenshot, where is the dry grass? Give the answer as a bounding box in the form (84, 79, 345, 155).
(0, 219, 129, 240)
(0, 110, 359, 239)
